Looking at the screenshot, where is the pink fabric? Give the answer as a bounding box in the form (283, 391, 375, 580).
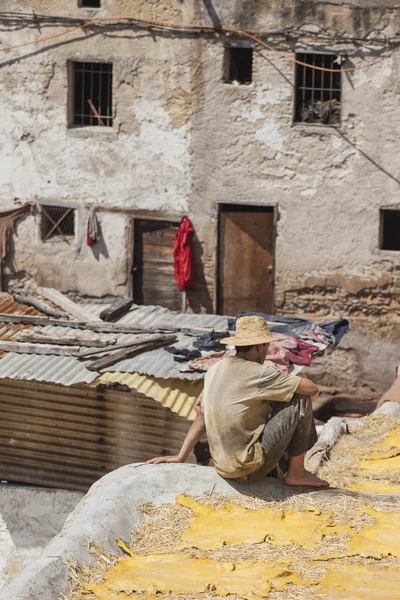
(287, 338, 319, 366)
(186, 337, 319, 374)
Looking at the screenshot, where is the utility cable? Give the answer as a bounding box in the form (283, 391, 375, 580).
(0, 15, 399, 73)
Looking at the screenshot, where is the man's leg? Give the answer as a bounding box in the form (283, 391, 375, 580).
(261, 394, 329, 488)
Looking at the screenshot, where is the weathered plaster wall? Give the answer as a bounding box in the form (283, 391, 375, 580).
(1, 0, 193, 296)
(0, 1, 399, 393)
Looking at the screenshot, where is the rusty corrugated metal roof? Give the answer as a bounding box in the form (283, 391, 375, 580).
(0, 378, 194, 491)
(0, 293, 42, 358)
(94, 372, 203, 420)
(0, 296, 227, 383)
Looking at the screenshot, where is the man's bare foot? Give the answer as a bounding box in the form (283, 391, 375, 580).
(284, 469, 329, 488)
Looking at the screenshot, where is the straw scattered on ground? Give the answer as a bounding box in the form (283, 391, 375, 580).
(66, 414, 400, 600)
(319, 413, 400, 487)
(66, 489, 400, 600)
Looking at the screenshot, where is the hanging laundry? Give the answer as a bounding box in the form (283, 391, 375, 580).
(0, 202, 35, 261)
(173, 216, 194, 291)
(87, 208, 100, 246)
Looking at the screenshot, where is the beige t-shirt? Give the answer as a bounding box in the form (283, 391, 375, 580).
(203, 356, 301, 479)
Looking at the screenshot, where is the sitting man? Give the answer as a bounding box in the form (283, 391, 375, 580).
(149, 316, 329, 487)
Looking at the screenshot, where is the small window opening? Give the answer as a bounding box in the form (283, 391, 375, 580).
(79, 0, 101, 7)
(70, 61, 113, 127)
(224, 47, 253, 84)
(380, 209, 400, 251)
(40, 206, 75, 243)
(295, 53, 341, 125)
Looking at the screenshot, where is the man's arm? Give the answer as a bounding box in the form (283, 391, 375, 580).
(296, 377, 319, 397)
(147, 413, 206, 464)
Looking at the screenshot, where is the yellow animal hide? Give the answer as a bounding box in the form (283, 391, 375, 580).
(176, 494, 353, 550)
(317, 507, 400, 560)
(345, 480, 400, 494)
(85, 553, 311, 600)
(314, 564, 400, 599)
(361, 427, 400, 460)
(359, 455, 400, 473)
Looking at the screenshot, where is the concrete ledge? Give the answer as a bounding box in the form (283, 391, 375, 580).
(2, 457, 400, 600)
(0, 463, 307, 600)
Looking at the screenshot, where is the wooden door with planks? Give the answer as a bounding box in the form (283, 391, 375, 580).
(133, 220, 181, 310)
(218, 205, 275, 316)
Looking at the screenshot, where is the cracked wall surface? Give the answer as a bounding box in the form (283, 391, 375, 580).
(0, 0, 399, 394)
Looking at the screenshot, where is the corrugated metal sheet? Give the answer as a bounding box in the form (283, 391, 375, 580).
(0, 294, 42, 358)
(0, 303, 229, 383)
(0, 379, 194, 491)
(81, 302, 230, 331)
(0, 352, 98, 385)
(0, 326, 208, 382)
(94, 372, 203, 420)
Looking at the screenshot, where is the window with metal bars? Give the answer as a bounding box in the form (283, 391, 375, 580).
(223, 47, 253, 84)
(294, 53, 341, 125)
(70, 61, 113, 127)
(79, 0, 101, 8)
(40, 206, 75, 244)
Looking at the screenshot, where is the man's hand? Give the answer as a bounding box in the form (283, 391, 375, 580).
(147, 455, 184, 464)
(147, 413, 206, 466)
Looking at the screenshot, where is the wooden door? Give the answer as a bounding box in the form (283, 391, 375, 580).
(218, 206, 275, 315)
(133, 220, 180, 310)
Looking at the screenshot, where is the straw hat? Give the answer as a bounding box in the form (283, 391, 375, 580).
(219, 316, 286, 346)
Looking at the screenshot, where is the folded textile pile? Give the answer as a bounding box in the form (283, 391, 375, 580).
(162, 314, 349, 375)
(230, 313, 349, 347)
(186, 335, 319, 374)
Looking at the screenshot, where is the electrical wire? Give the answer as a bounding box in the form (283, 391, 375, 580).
(0, 14, 399, 73)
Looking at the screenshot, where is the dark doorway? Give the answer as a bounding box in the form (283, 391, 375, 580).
(133, 220, 180, 310)
(218, 205, 275, 316)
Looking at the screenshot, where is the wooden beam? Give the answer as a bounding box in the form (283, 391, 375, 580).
(86, 335, 176, 371)
(0, 341, 82, 357)
(0, 313, 180, 334)
(99, 299, 135, 322)
(16, 330, 116, 348)
(78, 335, 164, 358)
(37, 288, 101, 322)
(14, 294, 69, 319)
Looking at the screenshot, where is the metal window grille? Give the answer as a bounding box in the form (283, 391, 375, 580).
(224, 47, 253, 84)
(295, 53, 341, 125)
(79, 0, 101, 6)
(40, 206, 75, 244)
(72, 62, 113, 127)
(380, 209, 400, 251)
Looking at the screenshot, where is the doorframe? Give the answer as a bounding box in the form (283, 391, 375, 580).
(128, 215, 182, 303)
(215, 202, 278, 316)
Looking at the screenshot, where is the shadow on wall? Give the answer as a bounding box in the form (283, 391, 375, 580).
(187, 234, 214, 314)
(89, 218, 109, 260)
(3, 208, 38, 293)
(202, 0, 222, 27)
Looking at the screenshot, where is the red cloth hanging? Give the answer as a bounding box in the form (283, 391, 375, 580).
(173, 216, 195, 291)
(86, 220, 96, 246)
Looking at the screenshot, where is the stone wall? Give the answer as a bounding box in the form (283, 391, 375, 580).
(0, 1, 399, 394)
